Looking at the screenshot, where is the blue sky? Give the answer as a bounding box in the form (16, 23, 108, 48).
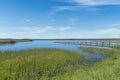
(0, 0, 120, 39)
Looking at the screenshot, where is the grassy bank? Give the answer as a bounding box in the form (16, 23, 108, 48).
(110, 46, 120, 49)
(66, 47, 120, 80)
(94, 39, 120, 42)
(0, 48, 120, 80)
(0, 49, 84, 80)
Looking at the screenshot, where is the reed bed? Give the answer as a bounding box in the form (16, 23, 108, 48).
(94, 39, 120, 42)
(0, 48, 119, 80)
(0, 49, 84, 80)
(110, 46, 120, 49)
(64, 47, 120, 80)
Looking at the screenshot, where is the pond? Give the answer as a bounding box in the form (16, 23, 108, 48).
(0, 40, 107, 62)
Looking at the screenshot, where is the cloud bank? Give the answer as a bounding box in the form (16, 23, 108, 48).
(61, 0, 120, 6)
(0, 26, 120, 39)
(52, 0, 120, 13)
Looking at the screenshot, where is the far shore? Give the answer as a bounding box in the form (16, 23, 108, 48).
(0, 39, 33, 44)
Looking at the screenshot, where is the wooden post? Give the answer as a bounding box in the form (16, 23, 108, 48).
(85, 42, 87, 46)
(108, 42, 111, 47)
(101, 42, 104, 47)
(95, 42, 98, 46)
(90, 42, 92, 46)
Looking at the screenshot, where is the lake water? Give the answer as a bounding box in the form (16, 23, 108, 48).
(0, 40, 107, 62)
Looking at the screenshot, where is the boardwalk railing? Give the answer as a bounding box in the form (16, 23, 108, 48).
(54, 41, 120, 47)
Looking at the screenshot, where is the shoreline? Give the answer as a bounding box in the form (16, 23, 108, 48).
(0, 39, 33, 44)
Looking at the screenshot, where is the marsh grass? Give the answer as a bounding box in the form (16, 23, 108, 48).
(0, 48, 120, 80)
(66, 47, 120, 80)
(110, 46, 120, 49)
(94, 40, 120, 42)
(0, 49, 84, 80)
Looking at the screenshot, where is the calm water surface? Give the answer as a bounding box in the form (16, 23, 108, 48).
(0, 40, 107, 61)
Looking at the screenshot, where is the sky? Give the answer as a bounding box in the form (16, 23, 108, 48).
(0, 0, 120, 39)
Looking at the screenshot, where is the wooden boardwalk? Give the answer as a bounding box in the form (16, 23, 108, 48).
(54, 41, 120, 47)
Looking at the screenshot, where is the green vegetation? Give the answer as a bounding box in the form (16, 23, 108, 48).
(110, 46, 120, 49)
(94, 39, 120, 42)
(0, 48, 120, 80)
(0, 49, 85, 80)
(68, 47, 120, 80)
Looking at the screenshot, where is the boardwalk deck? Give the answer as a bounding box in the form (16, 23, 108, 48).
(54, 40, 120, 48)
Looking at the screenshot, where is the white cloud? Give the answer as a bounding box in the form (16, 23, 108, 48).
(52, 6, 79, 11)
(54, 5, 101, 11)
(37, 26, 57, 33)
(51, 5, 100, 14)
(19, 19, 31, 23)
(75, 28, 120, 38)
(0, 26, 71, 38)
(0, 26, 119, 39)
(96, 28, 120, 34)
(0, 26, 72, 34)
(50, 6, 77, 14)
(79, 28, 120, 35)
(34, 26, 71, 33)
(51, 6, 90, 14)
(65, 0, 120, 6)
(52, 0, 120, 13)
(59, 26, 72, 31)
(54, 28, 120, 38)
